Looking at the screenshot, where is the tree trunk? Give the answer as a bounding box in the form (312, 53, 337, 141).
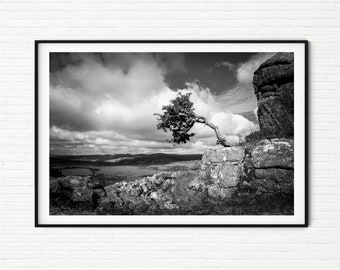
(196, 117, 230, 147)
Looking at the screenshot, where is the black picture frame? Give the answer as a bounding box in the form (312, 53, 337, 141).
(35, 40, 308, 227)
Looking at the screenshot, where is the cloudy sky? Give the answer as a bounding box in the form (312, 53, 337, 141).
(50, 52, 274, 155)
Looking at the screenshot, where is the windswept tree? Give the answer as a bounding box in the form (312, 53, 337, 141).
(154, 92, 230, 147)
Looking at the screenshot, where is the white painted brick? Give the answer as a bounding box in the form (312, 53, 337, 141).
(0, 0, 340, 269)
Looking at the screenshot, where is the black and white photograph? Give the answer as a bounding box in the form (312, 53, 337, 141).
(36, 41, 307, 226)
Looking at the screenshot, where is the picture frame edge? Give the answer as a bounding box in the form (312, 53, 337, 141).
(34, 40, 309, 228)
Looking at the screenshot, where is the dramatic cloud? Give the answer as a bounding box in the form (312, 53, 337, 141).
(217, 53, 275, 113)
(50, 53, 260, 155)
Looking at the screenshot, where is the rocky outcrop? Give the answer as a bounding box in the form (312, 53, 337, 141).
(50, 139, 294, 215)
(98, 171, 204, 215)
(201, 139, 294, 199)
(243, 138, 294, 196)
(50, 175, 106, 213)
(200, 146, 245, 199)
(253, 52, 294, 137)
(50, 170, 207, 215)
(250, 138, 294, 168)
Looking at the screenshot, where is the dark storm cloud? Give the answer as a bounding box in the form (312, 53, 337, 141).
(164, 53, 256, 95)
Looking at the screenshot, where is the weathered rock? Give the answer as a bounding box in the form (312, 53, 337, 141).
(201, 146, 245, 164)
(49, 175, 99, 213)
(253, 52, 294, 137)
(251, 139, 294, 169)
(254, 168, 294, 183)
(71, 186, 93, 202)
(96, 170, 204, 215)
(201, 146, 245, 193)
(59, 176, 94, 203)
(254, 168, 293, 194)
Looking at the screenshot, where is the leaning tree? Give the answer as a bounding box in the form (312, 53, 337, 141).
(154, 92, 229, 147)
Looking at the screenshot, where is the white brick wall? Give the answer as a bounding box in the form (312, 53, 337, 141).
(0, 0, 339, 269)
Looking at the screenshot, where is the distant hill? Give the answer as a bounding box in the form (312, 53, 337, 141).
(51, 153, 202, 167)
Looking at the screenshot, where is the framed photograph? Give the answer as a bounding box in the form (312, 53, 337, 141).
(35, 40, 308, 227)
